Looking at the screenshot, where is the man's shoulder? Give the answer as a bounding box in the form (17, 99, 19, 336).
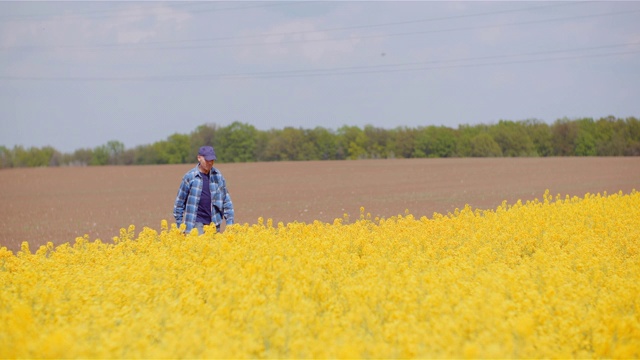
(210, 167, 226, 178)
(182, 165, 201, 180)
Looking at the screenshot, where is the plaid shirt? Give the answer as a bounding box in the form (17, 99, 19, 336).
(173, 164, 234, 232)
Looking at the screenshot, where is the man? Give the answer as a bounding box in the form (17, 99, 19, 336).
(173, 145, 234, 234)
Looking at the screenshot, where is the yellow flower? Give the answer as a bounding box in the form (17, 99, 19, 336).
(0, 191, 638, 358)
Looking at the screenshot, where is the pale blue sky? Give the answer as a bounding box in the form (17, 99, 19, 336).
(1, 1, 639, 153)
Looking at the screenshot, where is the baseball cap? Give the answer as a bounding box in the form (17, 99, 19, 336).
(198, 146, 217, 161)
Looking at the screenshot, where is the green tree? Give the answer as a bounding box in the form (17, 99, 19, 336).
(10, 146, 25, 167)
(41, 146, 62, 166)
(413, 127, 431, 158)
(627, 117, 640, 143)
(254, 130, 271, 162)
(551, 118, 579, 156)
(455, 124, 486, 157)
(133, 144, 158, 165)
(470, 133, 503, 157)
(120, 148, 136, 165)
(106, 140, 125, 165)
(524, 119, 553, 157)
(391, 126, 417, 159)
(216, 121, 258, 162)
(625, 117, 640, 155)
(337, 125, 367, 160)
(574, 118, 597, 156)
(594, 116, 627, 156)
(0, 146, 12, 168)
(90, 145, 109, 166)
(262, 129, 284, 161)
(190, 123, 218, 156)
(431, 127, 457, 158)
(363, 125, 391, 159)
(158, 133, 191, 164)
(72, 148, 93, 166)
(490, 120, 535, 157)
(307, 127, 338, 160)
(11, 117, 637, 168)
(575, 132, 597, 156)
(281, 127, 306, 161)
(414, 126, 456, 158)
(263, 127, 309, 161)
(297, 129, 320, 160)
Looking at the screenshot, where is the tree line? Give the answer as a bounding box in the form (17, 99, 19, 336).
(1, 116, 639, 168)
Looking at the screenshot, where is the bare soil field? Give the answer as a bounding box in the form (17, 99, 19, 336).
(1, 157, 638, 253)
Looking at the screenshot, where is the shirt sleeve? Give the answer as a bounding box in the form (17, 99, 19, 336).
(221, 177, 235, 225)
(173, 175, 190, 226)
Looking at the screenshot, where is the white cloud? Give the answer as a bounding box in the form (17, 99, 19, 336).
(0, 3, 196, 78)
(1, 4, 192, 51)
(235, 18, 366, 66)
(104, 4, 192, 44)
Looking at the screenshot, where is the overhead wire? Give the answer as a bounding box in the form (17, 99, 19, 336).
(105, 1, 588, 46)
(0, 1, 595, 51)
(0, 1, 638, 81)
(0, 1, 305, 22)
(2, 42, 638, 82)
(2, 7, 638, 52)
(84, 8, 640, 51)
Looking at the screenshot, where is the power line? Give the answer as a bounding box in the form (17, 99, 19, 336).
(250, 42, 640, 74)
(250, 50, 640, 79)
(0, 1, 597, 51)
(136, 9, 640, 51)
(2, 44, 637, 82)
(0, 2, 306, 22)
(122, 1, 588, 45)
(3, 6, 638, 52)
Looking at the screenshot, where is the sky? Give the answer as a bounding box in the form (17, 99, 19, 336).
(1, 1, 639, 153)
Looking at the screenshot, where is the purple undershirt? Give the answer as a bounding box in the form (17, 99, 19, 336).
(196, 172, 212, 224)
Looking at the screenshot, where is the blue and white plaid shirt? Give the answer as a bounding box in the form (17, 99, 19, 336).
(173, 164, 234, 232)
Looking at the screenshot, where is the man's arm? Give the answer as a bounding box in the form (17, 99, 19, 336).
(221, 178, 234, 225)
(173, 177, 190, 227)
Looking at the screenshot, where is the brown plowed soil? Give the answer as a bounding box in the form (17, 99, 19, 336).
(1, 158, 638, 253)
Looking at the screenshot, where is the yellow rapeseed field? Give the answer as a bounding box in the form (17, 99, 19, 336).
(1, 190, 639, 358)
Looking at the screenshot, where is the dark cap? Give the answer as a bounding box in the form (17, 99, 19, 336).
(198, 146, 217, 161)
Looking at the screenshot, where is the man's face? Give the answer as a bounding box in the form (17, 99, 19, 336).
(197, 155, 214, 173)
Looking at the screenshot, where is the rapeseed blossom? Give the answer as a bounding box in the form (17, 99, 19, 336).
(1, 190, 639, 358)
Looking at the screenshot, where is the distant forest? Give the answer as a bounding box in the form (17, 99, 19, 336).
(2, 116, 639, 168)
